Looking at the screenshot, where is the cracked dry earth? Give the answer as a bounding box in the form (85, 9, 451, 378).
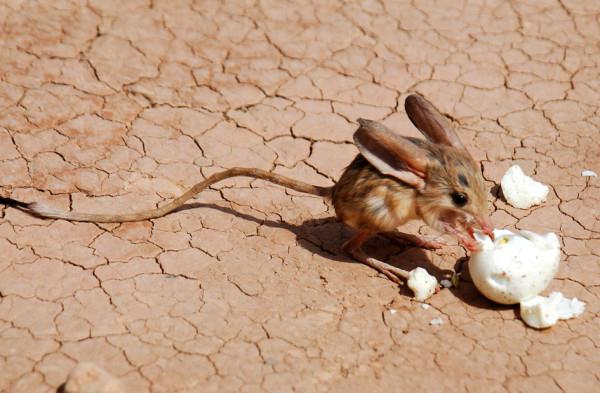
(0, 0, 599, 392)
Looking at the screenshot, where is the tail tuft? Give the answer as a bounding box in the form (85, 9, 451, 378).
(0, 196, 31, 209)
(27, 202, 66, 219)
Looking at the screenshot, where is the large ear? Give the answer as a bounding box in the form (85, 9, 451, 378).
(404, 94, 465, 149)
(354, 119, 429, 190)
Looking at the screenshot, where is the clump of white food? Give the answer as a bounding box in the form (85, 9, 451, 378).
(581, 170, 597, 177)
(407, 267, 438, 301)
(520, 292, 586, 329)
(501, 165, 549, 209)
(469, 229, 560, 305)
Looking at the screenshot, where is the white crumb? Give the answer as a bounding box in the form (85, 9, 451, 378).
(581, 170, 597, 177)
(389, 309, 397, 315)
(420, 303, 430, 310)
(407, 267, 438, 301)
(440, 279, 453, 288)
(429, 317, 444, 326)
(501, 165, 549, 209)
(519, 292, 586, 329)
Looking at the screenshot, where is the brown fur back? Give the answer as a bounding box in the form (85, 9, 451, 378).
(332, 155, 417, 233)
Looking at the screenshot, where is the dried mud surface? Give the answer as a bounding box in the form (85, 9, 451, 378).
(0, 1, 599, 392)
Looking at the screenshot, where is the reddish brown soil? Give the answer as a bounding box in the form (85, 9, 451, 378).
(0, 1, 598, 392)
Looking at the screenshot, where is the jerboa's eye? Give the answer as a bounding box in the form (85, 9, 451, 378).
(451, 191, 468, 207)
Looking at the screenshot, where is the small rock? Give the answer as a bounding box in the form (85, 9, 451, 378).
(420, 303, 430, 310)
(389, 309, 397, 315)
(63, 362, 126, 393)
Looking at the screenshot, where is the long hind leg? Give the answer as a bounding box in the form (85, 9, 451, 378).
(343, 231, 411, 284)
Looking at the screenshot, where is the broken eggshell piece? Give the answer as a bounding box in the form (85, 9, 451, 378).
(520, 292, 586, 329)
(469, 229, 560, 304)
(500, 165, 549, 209)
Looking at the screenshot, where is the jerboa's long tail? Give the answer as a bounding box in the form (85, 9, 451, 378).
(0, 168, 332, 223)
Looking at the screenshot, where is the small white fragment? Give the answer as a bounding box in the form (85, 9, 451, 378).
(440, 279, 453, 288)
(429, 317, 444, 326)
(420, 303, 430, 310)
(407, 267, 438, 301)
(520, 292, 586, 329)
(581, 170, 597, 177)
(470, 229, 561, 304)
(389, 309, 397, 315)
(501, 165, 549, 209)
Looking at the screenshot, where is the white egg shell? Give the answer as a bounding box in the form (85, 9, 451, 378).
(469, 229, 560, 304)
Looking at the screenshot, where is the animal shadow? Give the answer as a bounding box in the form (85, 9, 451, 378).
(490, 183, 510, 204)
(177, 202, 452, 298)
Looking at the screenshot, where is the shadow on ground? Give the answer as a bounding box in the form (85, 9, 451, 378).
(173, 201, 513, 306)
